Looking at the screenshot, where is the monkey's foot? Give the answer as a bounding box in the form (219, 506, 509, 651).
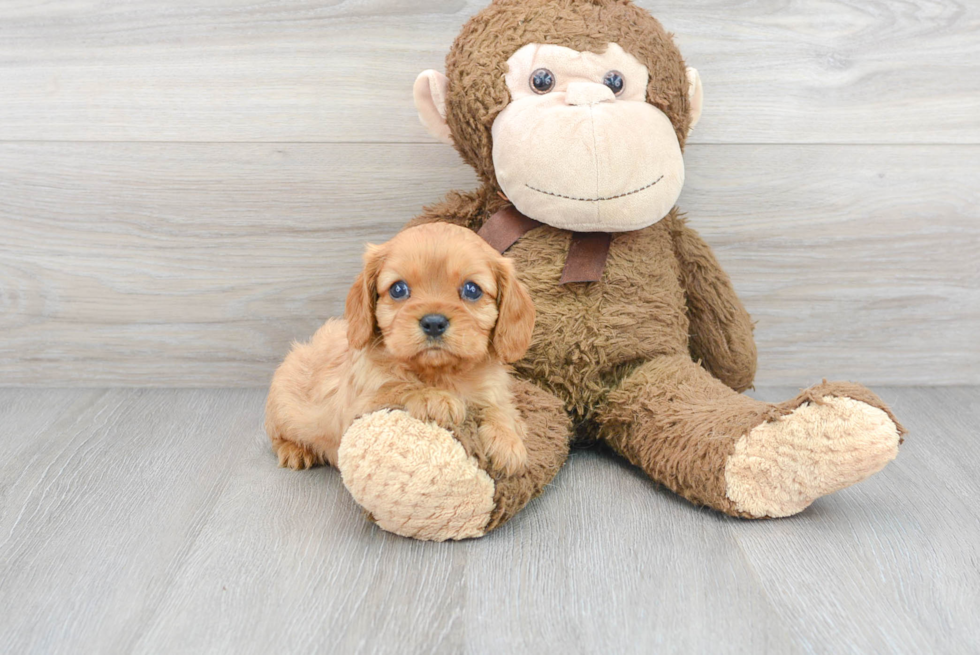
(724, 393, 902, 518)
(337, 409, 495, 541)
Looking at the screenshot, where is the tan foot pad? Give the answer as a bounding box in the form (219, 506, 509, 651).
(337, 409, 495, 541)
(725, 396, 901, 518)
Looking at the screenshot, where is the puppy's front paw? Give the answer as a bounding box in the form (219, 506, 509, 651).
(272, 438, 322, 470)
(405, 391, 466, 429)
(480, 422, 529, 477)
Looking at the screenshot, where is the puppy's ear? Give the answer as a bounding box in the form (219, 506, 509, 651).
(345, 244, 384, 349)
(492, 257, 535, 363)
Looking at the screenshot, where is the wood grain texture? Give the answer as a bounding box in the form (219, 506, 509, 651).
(1, 142, 977, 386)
(0, 388, 260, 654)
(0, 386, 977, 653)
(0, 0, 977, 144)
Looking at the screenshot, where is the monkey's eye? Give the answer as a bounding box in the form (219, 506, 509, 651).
(602, 70, 625, 96)
(530, 68, 555, 94)
(388, 281, 410, 301)
(460, 281, 483, 301)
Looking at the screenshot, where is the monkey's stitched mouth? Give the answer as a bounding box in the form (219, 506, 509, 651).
(525, 175, 664, 202)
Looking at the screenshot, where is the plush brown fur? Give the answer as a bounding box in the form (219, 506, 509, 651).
(453, 378, 574, 529)
(598, 361, 906, 516)
(398, 0, 904, 526)
(444, 0, 693, 187)
(410, 205, 750, 421)
(266, 223, 537, 477)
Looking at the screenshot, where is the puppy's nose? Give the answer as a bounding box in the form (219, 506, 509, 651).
(419, 314, 449, 337)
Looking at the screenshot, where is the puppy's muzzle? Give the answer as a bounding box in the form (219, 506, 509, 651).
(419, 314, 449, 338)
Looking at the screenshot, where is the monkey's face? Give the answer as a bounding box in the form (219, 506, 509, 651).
(413, 1, 703, 233)
(490, 44, 686, 232)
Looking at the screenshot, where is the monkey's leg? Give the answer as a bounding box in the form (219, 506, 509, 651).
(596, 355, 904, 518)
(338, 379, 571, 540)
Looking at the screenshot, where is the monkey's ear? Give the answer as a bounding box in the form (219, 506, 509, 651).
(413, 70, 454, 145)
(686, 67, 703, 133)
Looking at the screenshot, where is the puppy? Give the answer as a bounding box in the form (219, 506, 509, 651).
(265, 222, 536, 476)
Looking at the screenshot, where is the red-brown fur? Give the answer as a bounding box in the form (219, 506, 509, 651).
(265, 223, 536, 476)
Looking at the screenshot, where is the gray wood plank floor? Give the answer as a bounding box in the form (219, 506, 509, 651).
(0, 387, 977, 654)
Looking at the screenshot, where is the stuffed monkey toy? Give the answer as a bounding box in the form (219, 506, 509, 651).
(267, 0, 905, 541)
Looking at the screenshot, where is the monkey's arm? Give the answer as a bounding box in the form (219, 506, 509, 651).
(668, 215, 757, 392)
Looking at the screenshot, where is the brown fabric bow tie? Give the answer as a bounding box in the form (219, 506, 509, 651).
(477, 206, 611, 284)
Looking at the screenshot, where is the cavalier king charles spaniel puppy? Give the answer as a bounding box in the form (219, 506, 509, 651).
(266, 222, 536, 477)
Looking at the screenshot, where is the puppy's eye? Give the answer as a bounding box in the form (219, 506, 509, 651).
(460, 281, 483, 301)
(602, 70, 625, 96)
(530, 68, 555, 94)
(388, 281, 410, 300)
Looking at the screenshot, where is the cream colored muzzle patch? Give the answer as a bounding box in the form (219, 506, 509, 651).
(491, 93, 684, 232)
(491, 43, 685, 232)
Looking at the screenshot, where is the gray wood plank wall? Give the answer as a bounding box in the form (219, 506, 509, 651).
(1, 0, 978, 387)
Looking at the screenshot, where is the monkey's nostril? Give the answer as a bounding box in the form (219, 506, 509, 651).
(419, 314, 449, 337)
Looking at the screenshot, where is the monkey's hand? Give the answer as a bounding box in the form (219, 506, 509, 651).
(338, 409, 495, 541)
